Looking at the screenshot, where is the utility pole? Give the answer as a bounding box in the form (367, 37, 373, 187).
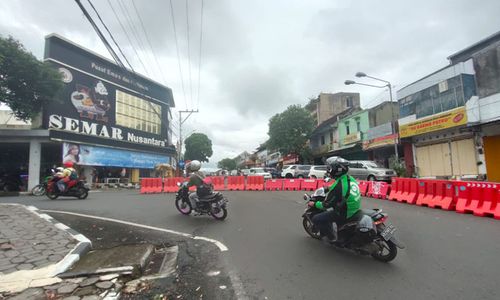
(177, 109, 199, 175)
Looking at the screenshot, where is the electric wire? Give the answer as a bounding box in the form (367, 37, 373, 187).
(169, 0, 188, 110)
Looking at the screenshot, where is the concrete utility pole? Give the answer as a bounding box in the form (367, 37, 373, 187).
(177, 109, 199, 175)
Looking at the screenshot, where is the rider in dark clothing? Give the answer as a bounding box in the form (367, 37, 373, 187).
(309, 157, 361, 243)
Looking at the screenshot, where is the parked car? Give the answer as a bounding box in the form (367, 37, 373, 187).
(240, 169, 252, 176)
(264, 167, 280, 178)
(281, 165, 299, 178)
(294, 165, 312, 178)
(348, 160, 396, 182)
(248, 168, 272, 179)
(308, 165, 327, 179)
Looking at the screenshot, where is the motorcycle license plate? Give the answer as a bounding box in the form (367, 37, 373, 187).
(380, 223, 397, 241)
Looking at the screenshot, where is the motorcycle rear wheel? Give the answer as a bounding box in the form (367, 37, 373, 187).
(210, 206, 227, 220)
(31, 184, 46, 196)
(371, 239, 397, 262)
(302, 217, 321, 240)
(77, 188, 89, 199)
(175, 198, 192, 215)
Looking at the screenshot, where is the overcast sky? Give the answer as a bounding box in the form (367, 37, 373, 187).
(1, 0, 500, 167)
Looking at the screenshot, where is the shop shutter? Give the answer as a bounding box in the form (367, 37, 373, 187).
(450, 139, 478, 176)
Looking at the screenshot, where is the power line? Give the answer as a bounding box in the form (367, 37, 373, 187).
(130, 0, 168, 86)
(115, 0, 151, 77)
(169, 0, 188, 110)
(196, 0, 204, 109)
(186, 0, 193, 108)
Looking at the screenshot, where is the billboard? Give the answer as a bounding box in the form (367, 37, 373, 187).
(63, 143, 169, 169)
(399, 106, 467, 138)
(43, 35, 175, 156)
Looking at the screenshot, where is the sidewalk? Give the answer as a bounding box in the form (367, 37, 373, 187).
(0, 204, 91, 294)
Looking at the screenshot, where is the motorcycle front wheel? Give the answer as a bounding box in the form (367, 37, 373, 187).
(371, 239, 397, 262)
(210, 206, 227, 220)
(302, 217, 321, 240)
(31, 184, 46, 196)
(175, 198, 192, 215)
(46, 191, 58, 200)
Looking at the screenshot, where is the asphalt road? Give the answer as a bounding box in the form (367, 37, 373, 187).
(2, 190, 500, 300)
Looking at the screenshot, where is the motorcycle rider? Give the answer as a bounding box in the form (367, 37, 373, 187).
(308, 157, 361, 244)
(185, 160, 210, 209)
(57, 162, 78, 192)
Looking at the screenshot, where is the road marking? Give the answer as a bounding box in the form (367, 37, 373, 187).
(40, 209, 229, 251)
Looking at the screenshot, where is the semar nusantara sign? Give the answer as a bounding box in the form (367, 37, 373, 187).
(42, 34, 175, 155)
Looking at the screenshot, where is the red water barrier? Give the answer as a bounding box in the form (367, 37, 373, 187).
(246, 176, 265, 191)
(301, 179, 319, 191)
(265, 179, 284, 191)
(283, 179, 301, 191)
(397, 178, 418, 204)
(140, 178, 151, 194)
(416, 180, 435, 207)
(388, 178, 404, 201)
(428, 181, 456, 210)
(210, 176, 226, 191)
(152, 178, 163, 193)
(358, 181, 369, 197)
(227, 176, 245, 191)
(366, 181, 390, 199)
(456, 182, 500, 217)
(163, 177, 183, 193)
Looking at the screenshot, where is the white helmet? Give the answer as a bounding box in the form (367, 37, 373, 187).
(186, 160, 201, 172)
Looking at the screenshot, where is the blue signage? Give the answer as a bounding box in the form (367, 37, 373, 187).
(63, 143, 169, 169)
(178, 160, 185, 169)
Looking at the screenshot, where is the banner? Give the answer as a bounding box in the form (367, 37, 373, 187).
(343, 132, 361, 145)
(399, 106, 467, 138)
(63, 143, 169, 169)
(363, 134, 398, 150)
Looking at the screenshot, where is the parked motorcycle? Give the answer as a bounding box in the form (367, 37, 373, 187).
(302, 183, 405, 262)
(46, 178, 89, 200)
(175, 181, 228, 220)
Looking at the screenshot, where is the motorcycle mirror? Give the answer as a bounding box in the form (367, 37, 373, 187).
(176, 182, 181, 186)
(303, 194, 310, 201)
(324, 177, 331, 183)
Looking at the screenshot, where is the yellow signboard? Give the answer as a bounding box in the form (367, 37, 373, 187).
(399, 106, 467, 138)
(343, 132, 361, 144)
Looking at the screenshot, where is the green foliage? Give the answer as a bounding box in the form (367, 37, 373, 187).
(184, 133, 213, 162)
(217, 158, 237, 170)
(389, 155, 408, 177)
(0, 35, 63, 121)
(267, 104, 315, 157)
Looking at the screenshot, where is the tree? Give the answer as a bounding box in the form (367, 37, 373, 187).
(267, 104, 315, 159)
(0, 36, 63, 121)
(184, 133, 213, 162)
(217, 158, 236, 170)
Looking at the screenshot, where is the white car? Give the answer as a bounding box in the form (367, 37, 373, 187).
(281, 165, 299, 178)
(248, 168, 272, 179)
(308, 165, 327, 179)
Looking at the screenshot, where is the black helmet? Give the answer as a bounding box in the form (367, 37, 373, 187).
(325, 156, 349, 178)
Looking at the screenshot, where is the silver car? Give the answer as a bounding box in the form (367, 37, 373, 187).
(348, 160, 396, 182)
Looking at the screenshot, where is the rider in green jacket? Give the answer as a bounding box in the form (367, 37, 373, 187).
(308, 157, 361, 243)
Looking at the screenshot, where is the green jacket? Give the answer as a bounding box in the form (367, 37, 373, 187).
(314, 174, 361, 218)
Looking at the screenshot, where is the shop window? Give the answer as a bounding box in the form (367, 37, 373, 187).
(321, 135, 325, 145)
(345, 122, 350, 135)
(346, 97, 353, 108)
(116, 90, 162, 135)
(355, 118, 360, 132)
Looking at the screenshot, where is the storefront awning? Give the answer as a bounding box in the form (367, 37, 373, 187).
(328, 143, 357, 153)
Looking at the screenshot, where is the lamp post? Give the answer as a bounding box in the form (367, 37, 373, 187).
(345, 73, 399, 160)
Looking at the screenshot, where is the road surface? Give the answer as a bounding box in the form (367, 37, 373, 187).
(2, 190, 499, 299)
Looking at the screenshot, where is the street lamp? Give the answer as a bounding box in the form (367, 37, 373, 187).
(345, 72, 399, 160)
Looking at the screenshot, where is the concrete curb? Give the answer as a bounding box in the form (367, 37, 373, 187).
(25, 205, 92, 276)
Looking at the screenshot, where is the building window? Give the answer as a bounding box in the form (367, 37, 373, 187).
(345, 122, 350, 135)
(329, 131, 334, 144)
(116, 90, 162, 134)
(346, 97, 353, 108)
(355, 118, 360, 132)
(321, 135, 325, 145)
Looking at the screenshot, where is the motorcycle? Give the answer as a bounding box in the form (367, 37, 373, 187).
(175, 181, 228, 220)
(302, 182, 405, 262)
(46, 177, 89, 200)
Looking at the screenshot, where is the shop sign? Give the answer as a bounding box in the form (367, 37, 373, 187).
(282, 154, 298, 165)
(343, 132, 361, 145)
(62, 143, 169, 169)
(367, 122, 393, 140)
(399, 106, 467, 138)
(363, 134, 398, 150)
